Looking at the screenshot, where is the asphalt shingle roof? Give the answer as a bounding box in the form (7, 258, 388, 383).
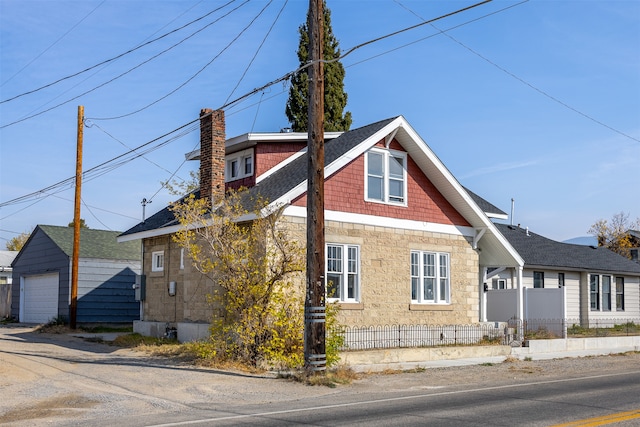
(39, 225, 140, 260)
(120, 116, 505, 239)
(494, 223, 640, 275)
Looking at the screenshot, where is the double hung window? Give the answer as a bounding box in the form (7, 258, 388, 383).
(616, 277, 625, 311)
(411, 251, 450, 304)
(326, 244, 359, 302)
(533, 271, 544, 288)
(590, 274, 600, 310)
(602, 275, 612, 311)
(366, 148, 407, 205)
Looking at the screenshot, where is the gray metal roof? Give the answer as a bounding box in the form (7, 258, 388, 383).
(38, 225, 140, 260)
(494, 223, 640, 275)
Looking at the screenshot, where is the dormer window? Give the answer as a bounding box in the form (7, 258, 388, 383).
(225, 148, 253, 182)
(365, 148, 407, 205)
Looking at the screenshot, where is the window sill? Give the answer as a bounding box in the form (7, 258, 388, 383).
(336, 302, 364, 310)
(409, 304, 453, 311)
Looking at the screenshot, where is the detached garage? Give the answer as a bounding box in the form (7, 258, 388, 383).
(11, 225, 141, 324)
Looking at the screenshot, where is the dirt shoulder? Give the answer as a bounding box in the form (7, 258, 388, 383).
(1, 325, 639, 426)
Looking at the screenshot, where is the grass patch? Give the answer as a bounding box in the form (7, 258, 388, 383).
(280, 365, 360, 387)
(81, 325, 133, 333)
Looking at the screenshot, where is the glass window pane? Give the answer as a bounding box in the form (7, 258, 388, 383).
(439, 278, 447, 301)
(424, 278, 434, 301)
(411, 277, 418, 300)
(367, 152, 383, 176)
(327, 273, 342, 299)
(244, 156, 252, 175)
(389, 155, 404, 179)
(388, 178, 403, 202)
(367, 176, 383, 200)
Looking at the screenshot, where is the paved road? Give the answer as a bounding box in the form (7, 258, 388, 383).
(1, 325, 639, 426)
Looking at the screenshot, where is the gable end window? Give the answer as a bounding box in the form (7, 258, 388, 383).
(411, 251, 450, 304)
(365, 148, 407, 205)
(151, 251, 164, 272)
(225, 148, 253, 182)
(326, 244, 359, 303)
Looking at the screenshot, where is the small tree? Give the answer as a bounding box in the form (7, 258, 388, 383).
(67, 219, 89, 228)
(171, 189, 334, 368)
(588, 212, 640, 259)
(285, 0, 352, 132)
(6, 232, 30, 251)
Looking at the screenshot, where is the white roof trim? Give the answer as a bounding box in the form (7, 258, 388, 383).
(284, 205, 475, 237)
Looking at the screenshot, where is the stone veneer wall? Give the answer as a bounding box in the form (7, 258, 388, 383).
(143, 235, 218, 324)
(142, 215, 479, 327)
(283, 215, 480, 326)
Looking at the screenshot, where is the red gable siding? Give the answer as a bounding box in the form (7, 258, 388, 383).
(292, 139, 470, 227)
(255, 142, 306, 176)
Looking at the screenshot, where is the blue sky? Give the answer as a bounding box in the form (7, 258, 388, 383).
(1, 0, 638, 248)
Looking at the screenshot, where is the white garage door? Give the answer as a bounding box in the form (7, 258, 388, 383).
(21, 273, 59, 323)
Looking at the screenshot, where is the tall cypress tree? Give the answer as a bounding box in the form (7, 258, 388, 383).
(285, 1, 352, 132)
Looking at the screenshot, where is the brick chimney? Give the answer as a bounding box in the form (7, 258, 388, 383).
(199, 108, 225, 204)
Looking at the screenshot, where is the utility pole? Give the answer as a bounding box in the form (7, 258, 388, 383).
(304, 0, 326, 373)
(70, 105, 84, 329)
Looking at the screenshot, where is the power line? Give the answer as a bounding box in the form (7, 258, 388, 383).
(1, 1, 250, 129)
(395, 0, 640, 144)
(0, 0, 237, 104)
(88, 0, 270, 121)
(1, 0, 502, 211)
(224, 0, 288, 105)
(1, 1, 106, 87)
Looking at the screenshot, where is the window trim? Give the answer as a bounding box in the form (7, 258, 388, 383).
(326, 243, 360, 303)
(364, 147, 408, 206)
(225, 148, 253, 182)
(151, 251, 164, 272)
(411, 250, 450, 304)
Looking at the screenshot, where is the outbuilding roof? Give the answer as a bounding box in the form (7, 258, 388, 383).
(36, 225, 140, 260)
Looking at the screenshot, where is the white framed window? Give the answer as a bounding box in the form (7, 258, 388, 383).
(365, 148, 407, 205)
(616, 277, 624, 311)
(151, 251, 164, 272)
(225, 148, 253, 182)
(533, 271, 544, 288)
(590, 274, 600, 311)
(602, 275, 612, 311)
(492, 278, 506, 290)
(326, 243, 359, 303)
(180, 248, 184, 270)
(411, 251, 450, 304)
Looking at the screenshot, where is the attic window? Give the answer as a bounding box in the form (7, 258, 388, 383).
(365, 148, 407, 206)
(225, 148, 253, 182)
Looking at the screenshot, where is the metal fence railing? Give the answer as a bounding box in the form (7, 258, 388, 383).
(340, 318, 640, 350)
(339, 323, 510, 351)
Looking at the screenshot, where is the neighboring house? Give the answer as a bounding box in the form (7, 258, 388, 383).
(486, 223, 640, 324)
(0, 251, 18, 318)
(119, 109, 523, 341)
(11, 225, 141, 324)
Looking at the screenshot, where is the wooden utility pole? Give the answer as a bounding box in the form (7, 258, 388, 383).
(304, 0, 326, 373)
(70, 105, 84, 329)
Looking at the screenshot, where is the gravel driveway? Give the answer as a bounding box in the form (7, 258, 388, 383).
(1, 325, 639, 426)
